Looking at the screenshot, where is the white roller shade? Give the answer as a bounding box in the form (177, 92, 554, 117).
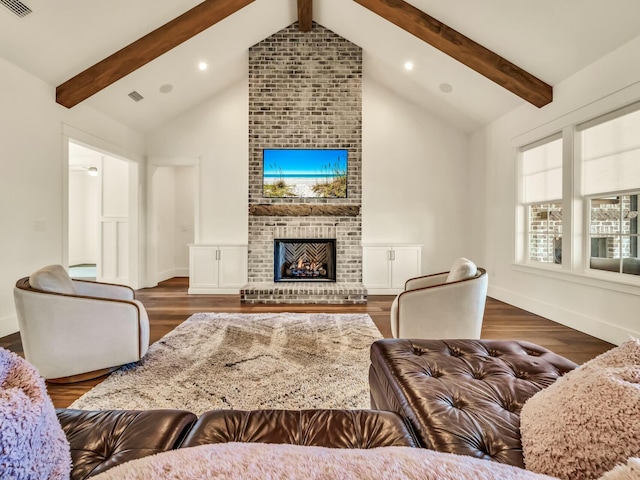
(581, 106, 640, 195)
(521, 137, 563, 203)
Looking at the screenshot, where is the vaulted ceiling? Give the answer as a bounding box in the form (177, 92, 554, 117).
(2, 0, 640, 133)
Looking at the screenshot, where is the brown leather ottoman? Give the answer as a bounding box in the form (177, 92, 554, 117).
(57, 409, 197, 480)
(369, 339, 577, 468)
(181, 409, 418, 449)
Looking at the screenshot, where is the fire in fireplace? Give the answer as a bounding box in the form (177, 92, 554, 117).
(274, 238, 336, 282)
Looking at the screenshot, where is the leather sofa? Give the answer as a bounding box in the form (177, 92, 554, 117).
(57, 338, 576, 479)
(57, 408, 418, 480)
(368, 338, 577, 468)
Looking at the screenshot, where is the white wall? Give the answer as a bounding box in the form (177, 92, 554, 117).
(68, 171, 99, 265)
(154, 167, 176, 281)
(362, 78, 471, 274)
(174, 167, 195, 275)
(473, 34, 640, 345)
(146, 68, 473, 280)
(0, 56, 145, 336)
(146, 81, 249, 245)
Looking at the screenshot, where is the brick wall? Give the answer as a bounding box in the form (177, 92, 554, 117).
(247, 22, 363, 284)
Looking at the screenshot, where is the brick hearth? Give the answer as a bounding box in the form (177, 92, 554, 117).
(240, 282, 367, 304)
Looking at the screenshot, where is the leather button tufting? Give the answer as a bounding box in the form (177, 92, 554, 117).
(368, 338, 579, 469)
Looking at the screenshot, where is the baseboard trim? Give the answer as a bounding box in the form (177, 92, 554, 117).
(157, 269, 175, 283)
(365, 288, 402, 295)
(157, 268, 189, 283)
(488, 285, 639, 346)
(188, 287, 241, 295)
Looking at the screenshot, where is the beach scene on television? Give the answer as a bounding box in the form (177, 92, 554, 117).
(263, 148, 348, 198)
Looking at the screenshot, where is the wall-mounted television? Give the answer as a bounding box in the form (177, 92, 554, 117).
(263, 148, 347, 198)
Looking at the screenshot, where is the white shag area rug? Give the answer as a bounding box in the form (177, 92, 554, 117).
(70, 313, 382, 415)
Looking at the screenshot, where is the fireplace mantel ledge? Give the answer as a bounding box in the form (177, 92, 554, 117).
(249, 204, 361, 217)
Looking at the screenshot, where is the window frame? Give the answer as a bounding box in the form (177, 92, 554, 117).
(585, 190, 640, 276)
(517, 133, 564, 269)
(514, 100, 640, 289)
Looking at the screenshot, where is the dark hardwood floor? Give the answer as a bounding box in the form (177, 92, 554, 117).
(0, 277, 614, 408)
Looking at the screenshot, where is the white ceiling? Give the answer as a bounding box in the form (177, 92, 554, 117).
(2, 0, 640, 134)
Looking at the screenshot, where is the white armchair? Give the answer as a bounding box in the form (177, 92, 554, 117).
(390, 258, 488, 339)
(13, 265, 149, 382)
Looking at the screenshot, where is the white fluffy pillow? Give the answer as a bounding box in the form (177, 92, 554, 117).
(0, 347, 71, 480)
(29, 264, 77, 295)
(445, 257, 477, 283)
(91, 442, 558, 480)
(599, 458, 640, 480)
(520, 338, 640, 480)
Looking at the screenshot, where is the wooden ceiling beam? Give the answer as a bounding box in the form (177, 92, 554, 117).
(298, 0, 313, 32)
(56, 0, 255, 108)
(353, 0, 553, 107)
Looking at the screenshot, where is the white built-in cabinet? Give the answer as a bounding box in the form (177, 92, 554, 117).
(362, 244, 422, 294)
(188, 244, 248, 294)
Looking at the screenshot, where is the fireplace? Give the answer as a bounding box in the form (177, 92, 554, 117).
(274, 238, 336, 282)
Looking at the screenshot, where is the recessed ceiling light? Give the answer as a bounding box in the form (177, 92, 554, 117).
(159, 84, 174, 94)
(439, 83, 453, 93)
(404, 61, 414, 71)
(198, 62, 208, 71)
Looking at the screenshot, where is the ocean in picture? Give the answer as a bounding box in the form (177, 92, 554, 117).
(263, 149, 347, 198)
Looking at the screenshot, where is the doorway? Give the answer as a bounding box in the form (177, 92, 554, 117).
(147, 157, 200, 285)
(67, 140, 139, 288)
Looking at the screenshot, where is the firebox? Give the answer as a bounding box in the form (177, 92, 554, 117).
(274, 238, 336, 282)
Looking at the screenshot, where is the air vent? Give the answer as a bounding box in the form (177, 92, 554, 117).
(128, 91, 144, 102)
(1, 0, 32, 17)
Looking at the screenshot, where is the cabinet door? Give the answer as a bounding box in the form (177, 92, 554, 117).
(190, 246, 219, 288)
(362, 246, 392, 289)
(218, 246, 248, 288)
(391, 246, 422, 289)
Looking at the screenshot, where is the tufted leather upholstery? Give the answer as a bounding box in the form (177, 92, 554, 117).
(57, 408, 416, 479)
(56, 409, 197, 480)
(181, 409, 418, 449)
(369, 339, 577, 468)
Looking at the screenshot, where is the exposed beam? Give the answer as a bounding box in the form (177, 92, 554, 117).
(353, 0, 553, 107)
(56, 0, 255, 108)
(298, 0, 313, 32)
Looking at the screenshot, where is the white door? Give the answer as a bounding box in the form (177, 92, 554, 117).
(98, 156, 130, 285)
(190, 246, 219, 289)
(218, 246, 248, 289)
(391, 246, 421, 289)
(362, 246, 392, 289)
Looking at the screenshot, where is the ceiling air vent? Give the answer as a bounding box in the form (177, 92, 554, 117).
(0, 0, 32, 17)
(128, 91, 144, 102)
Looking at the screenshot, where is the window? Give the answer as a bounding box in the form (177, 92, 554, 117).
(517, 101, 640, 281)
(520, 136, 563, 264)
(580, 105, 640, 277)
(588, 194, 639, 275)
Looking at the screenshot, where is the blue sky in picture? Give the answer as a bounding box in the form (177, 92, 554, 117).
(263, 149, 347, 178)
